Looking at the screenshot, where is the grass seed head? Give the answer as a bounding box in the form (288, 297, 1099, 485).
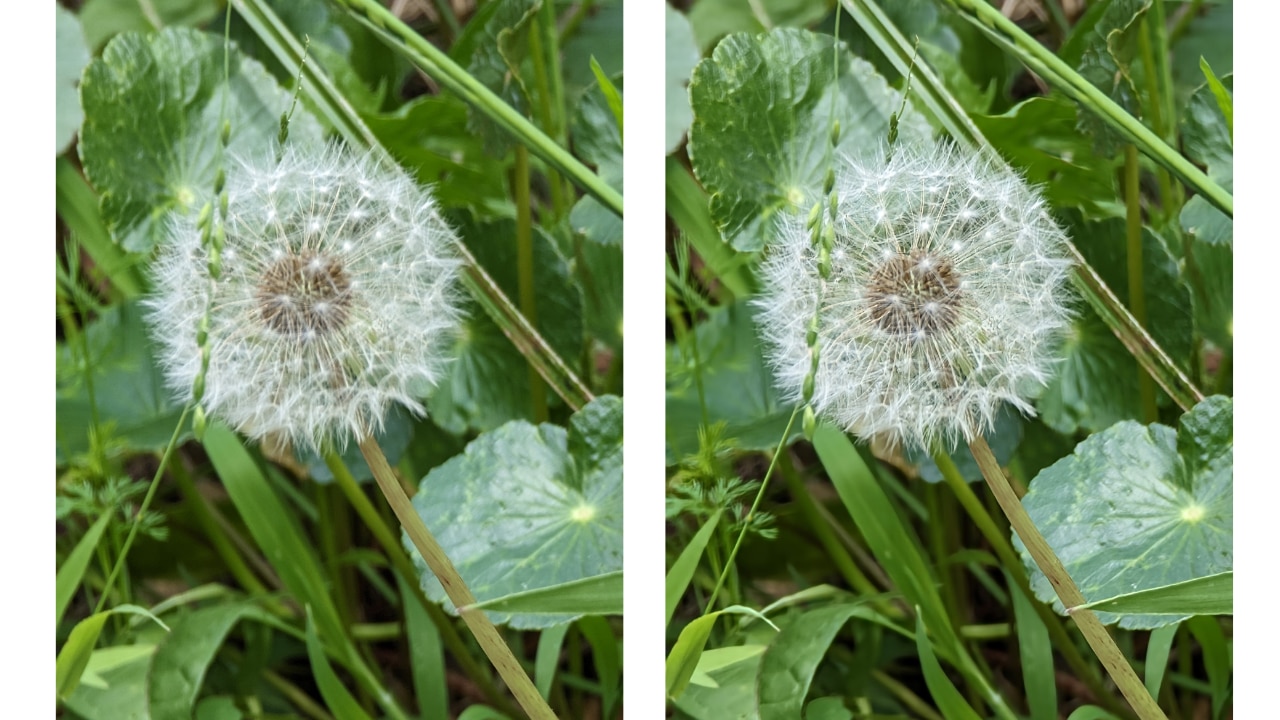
(755, 143, 1075, 450)
(147, 143, 464, 452)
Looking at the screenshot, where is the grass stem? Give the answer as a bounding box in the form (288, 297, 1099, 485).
(359, 436, 556, 720)
(969, 436, 1168, 720)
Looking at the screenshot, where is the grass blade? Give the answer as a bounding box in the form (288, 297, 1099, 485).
(56, 513, 112, 627)
(305, 608, 374, 720)
(665, 509, 722, 627)
(914, 612, 982, 720)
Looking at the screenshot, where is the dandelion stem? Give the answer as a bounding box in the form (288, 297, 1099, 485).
(322, 451, 518, 716)
(968, 436, 1168, 720)
(359, 437, 557, 720)
(932, 449, 1128, 715)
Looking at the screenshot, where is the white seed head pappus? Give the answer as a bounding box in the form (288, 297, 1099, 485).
(754, 143, 1075, 449)
(147, 143, 464, 452)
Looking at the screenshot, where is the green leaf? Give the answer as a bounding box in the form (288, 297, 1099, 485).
(579, 239, 624, 353)
(304, 608, 373, 720)
(1199, 60, 1232, 138)
(666, 510, 722, 627)
(1019, 396, 1233, 628)
(1144, 622, 1178, 699)
(78, 27, 322, 254)
(148, 603, 272, 719)
(569, 78, 624, 248)
(196, 696, 245, 720)
(1067, 707, 1125, 720)
(1170, 1, 1231, 102)
(560, 0, 623, 96)
(429, 216, 584, 433)
(56, 301, 190, 463)
(399, 575, 448, 720)
(1182, 73, 1233, 172)
(56, 513, 113, 627)
(57, 605, 168, 701)
(1009, 574, 1056, 720)
(534, 623, 570, 699)
(1039, 215, 1192, 434)
(1076, 571, 1232, 617)
(914, 612, 982, 720)
(457, 708, 515, 720)
(666, 4, 699, 153)
(464, 571, 622, 616)
(666, 606, 768, 700)
(973, 96, 1117, 213)
(666, 304, 800, 463)
(686, 0, 828, 52)
(62, 646, 151, 719)
(57, 5, 90, 155)
(688, 28, 931, 252)
(56, 156, 144, 298)
(79, 644, 157, 691)
(1187, 239, 1232, 352)
(1186, 615, 1231, 719)
(757, 603, 882, 720)
(361, 95, 509, 213)
(1074, 0, 1150, 154)
(579, 615, 622, 716)
(459, 0, 539, 155)
(409, 397, 622, 629)
(811, 425, 961, 662)
(674, 642, 763, 720)
(805, 697, 854, 720)
(79, 0, 221, 50)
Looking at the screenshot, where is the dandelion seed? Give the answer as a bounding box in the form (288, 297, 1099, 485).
(147, 143, 464, 452)
(755, 143, 1074, 449)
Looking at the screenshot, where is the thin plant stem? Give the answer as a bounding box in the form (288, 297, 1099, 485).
(358, 437, 557, 720)
(1168, 0, 1206, 45)
(527, 5, 568, 218)
(1136, 17, 1177, 223)
(872, 669, 946, 720)
(705, 409, 799, 611)
(968, 436, 1168, 720)
(1124, 146, 1158, 424)
(514, 146, 548, 424)
(321, 451, 518, 716)
(932, 449, 1128, 717)
(95, 406, 192, 614)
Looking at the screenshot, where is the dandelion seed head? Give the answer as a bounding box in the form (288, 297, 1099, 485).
(754, 143, 1074, 449)
(147, 143, 464, 452)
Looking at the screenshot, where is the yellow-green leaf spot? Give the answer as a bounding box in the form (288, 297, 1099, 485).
(571, 504, 597, 523)
(1181, 504, 1206, 523)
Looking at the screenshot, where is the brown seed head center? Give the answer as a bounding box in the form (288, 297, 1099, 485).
(866, 250, 963, 337)
(256, 250, 353, 337)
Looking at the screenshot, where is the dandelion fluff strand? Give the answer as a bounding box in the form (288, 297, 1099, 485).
(755, 143, 1074, 449)
(147, 143, 463, 452)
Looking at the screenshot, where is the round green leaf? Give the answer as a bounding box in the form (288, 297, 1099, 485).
(1039, 214, 1192, 434)
(79, 27, 322, 253)
(409, 396, 622, 629)
(57, 5, 90, 155)
(427, 216, 584, 434)
(688, 28, 931, 252)
(1019, 396, 1233, 629)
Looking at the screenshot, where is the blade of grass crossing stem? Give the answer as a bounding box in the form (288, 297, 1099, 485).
(305, 608, 374, 720)
(935, 0, 1231, 217)
(842, 0, 1204, 410)
(914, 612, 983, 720)
(203, 424, 410, 720)
(326, 0, 622, 217)
(358, 437, 557, 720)
(666, 509, 723, 627)
(811, 424, 1015, 720)
(464, 571, 623, 616)
(1007, 572, 1057, 720)
(1186, 616, 1231, 720)
(56, 513, 112, 626)
(1144, 623, 1178, 700)
(56, 156, 142, 298)
(535, 623, 571, 700)
(230, 0, 593, 414)
(579, 615, 621, 718)
(398, 575, 448, 720)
